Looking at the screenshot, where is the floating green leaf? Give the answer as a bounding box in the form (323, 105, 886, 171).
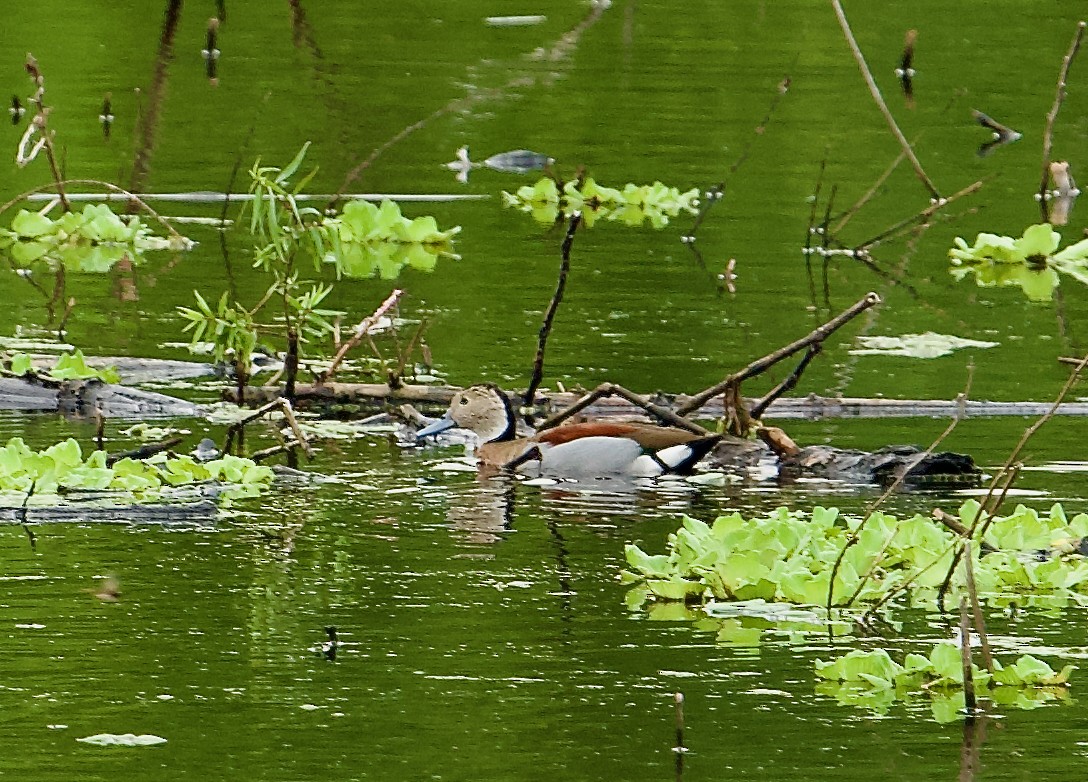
(950, 224, 1088, 301)
(624, 502, 1088, 610)
(0, 436, 273, 501)
(503, 177, 699, 227)
(815, 642, 1074, 722)
(0, 205, 191, 272)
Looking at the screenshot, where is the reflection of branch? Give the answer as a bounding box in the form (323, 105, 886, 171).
(331, 2, 609, 203)
(676, 292, 880, 417)
(830, 0, 939, 200)
(1039, 21, 1086, 220)
(130, 0, 182, 194)
(685, 70, 793, 239)
(853, 179, 985, 252)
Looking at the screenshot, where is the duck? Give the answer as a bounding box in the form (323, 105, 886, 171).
(416, 384, 721, 478)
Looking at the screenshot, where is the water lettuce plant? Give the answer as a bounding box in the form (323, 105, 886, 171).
(815, 642, 1074, 722)
(328, 199, 461, 279)
(622, 502, 1088, 609)
(949, 223, 1088, 302)
(503, 177, 699, 227)
(6, 349, 120, 384)
(0, 437, 273, 502)
(0, 204, 192, 271)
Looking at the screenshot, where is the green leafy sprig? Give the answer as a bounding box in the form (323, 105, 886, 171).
(949, 223, 1088, 302)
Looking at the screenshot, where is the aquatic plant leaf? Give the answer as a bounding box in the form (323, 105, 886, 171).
(505, 177, 698, 228)
(10, 210, 53, 238)
(8, 353, 32, 376)
(624, 544, 671, 578)
(646, 577, 704, 600)
(49, 350, 121, 383)
(77, 733, 167, 747)
(850, 332, 998, 359)
(1014, 224, 1061, 259)
(10, 240, 50, 264)
(1052, 236, 1088, 262)
(814, 648, 903, 684)
(927, 641, 963, 682)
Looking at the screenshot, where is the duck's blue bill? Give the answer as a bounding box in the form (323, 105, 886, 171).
(416, 414, 457, 439)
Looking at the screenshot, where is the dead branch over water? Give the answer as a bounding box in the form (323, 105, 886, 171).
(676, 291, 880, 418)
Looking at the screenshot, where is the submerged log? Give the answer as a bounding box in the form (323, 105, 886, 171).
(0, 499, 217, 526)
(0, 377, 201, 418)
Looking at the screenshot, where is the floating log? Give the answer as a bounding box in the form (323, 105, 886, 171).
(227, 383, 1088, 420)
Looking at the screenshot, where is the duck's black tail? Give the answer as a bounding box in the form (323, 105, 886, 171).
(653, 435, 723, 475)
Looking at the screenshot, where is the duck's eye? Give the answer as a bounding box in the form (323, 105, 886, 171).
(459, 398, 469, 405)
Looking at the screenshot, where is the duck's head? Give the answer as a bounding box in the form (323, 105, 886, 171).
(416, 384, 517, 443)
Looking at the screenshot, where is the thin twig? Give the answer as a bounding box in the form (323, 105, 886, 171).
(536, 382, 710, 435)
(524, 213, 581, 409)
(685, 71, 793, 239)
(105, 436, 184, 466)
(1039, 21, 1087, 220)
(936, 353, 1088, 608)
(0, 178, 185, 239)
(320, 288, 403, 383)
(962, 540, 993, 673)
(750, 344, 821, 419)
(830, 141, 912, 234)
(959, 597, 977, 712)
(224, 397, 313, 459)
(830, 0, 939, 200)
(854, 179, 985, 252)
(22, 55, 71, 212)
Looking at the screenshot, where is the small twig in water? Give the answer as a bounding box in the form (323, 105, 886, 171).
(959, 596, 977, 712)
(524, 212, 581, 410)
(1039, 21, 1087, 221)
(320, 288, 403, 383)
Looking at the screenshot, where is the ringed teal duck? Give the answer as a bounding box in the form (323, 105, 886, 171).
(417, 384, 721, 478)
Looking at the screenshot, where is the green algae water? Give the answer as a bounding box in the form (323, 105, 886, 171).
(2, 1, 1088, 778)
